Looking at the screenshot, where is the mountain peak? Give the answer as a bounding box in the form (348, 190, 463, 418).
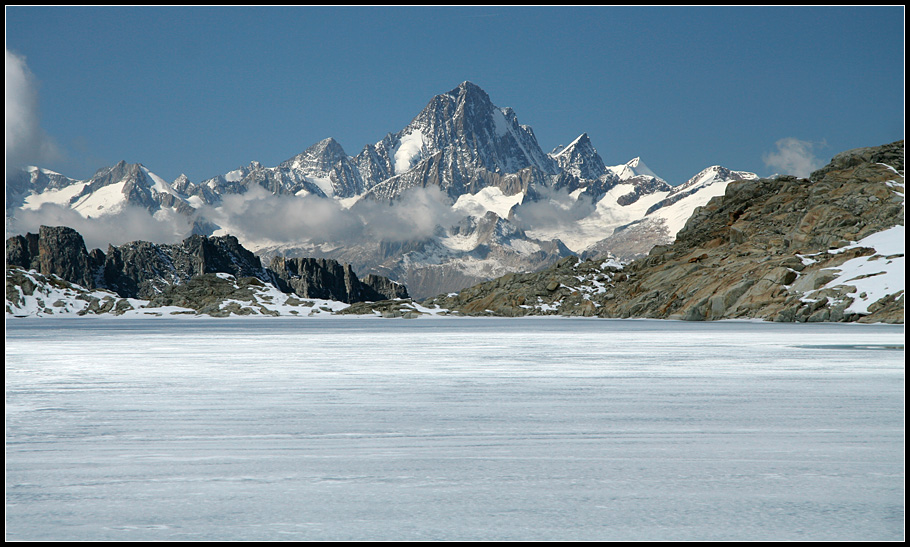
(306, 137, 346, 157)
(673, 164, 757, 194)
(358, 80, 557, 188)
(449, 80, 484, 96)
(607, 157, 662, 182)
(549, 133, 606, 180)
(553, 133, 592, 156)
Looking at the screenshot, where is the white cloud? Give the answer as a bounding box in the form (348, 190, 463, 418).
(762, 137, 826, 178)
(8, 203, 194, 251)
(5, 48, 60, 177)
(196, 184, 464, 247)
(512, 185, 595, 230)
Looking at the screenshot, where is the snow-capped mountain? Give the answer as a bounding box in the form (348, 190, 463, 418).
(7, 81, 759, 298)
(607, 156, 663, 182)
(279, 137, 365, 198)
(7, 160, 198, 218)
(549, 133, 609, 181)
(356, 81, 559, 202)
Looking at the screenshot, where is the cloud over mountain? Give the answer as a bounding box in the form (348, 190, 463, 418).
(5, 48, 60, 178)
(762, 137, 826, 178)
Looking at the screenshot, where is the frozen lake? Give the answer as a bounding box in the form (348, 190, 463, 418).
(5, 317, 905, 541)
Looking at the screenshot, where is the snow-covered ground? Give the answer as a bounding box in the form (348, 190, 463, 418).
(5, 318, 904, 541)
(798, 224, 905, 314)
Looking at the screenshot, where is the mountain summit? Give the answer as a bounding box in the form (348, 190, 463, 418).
(7, 81, 761, 298)
(549, 133, 608, 181)
(357, 80, 558, 201)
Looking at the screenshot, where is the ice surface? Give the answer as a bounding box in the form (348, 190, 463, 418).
(5, 318, 904, 541)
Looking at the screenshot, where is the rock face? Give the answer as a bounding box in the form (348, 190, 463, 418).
(361, 274, 410, 300)
(424, 141, 904, 323)
(7, 226, 99, 289)
(269, 256, 408, 303)
(6, 227, 405, 304)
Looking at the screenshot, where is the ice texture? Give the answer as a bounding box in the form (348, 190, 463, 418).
(5, 318, 905, 541)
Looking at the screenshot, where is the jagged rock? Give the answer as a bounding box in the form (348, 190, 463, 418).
(268, 256, 407, 303)
(361, 274, 409, 300)
(93, 233, 269, 299)
(6, 227, 409, 307)
(5, 233, 36, 271)
(32, 226, 96, 289)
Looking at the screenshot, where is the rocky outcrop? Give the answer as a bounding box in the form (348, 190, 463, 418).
(269, 256, 408, 303)
(5, 267, 137, 317)
(6, 226, 100, 289)
(94, 234, 270, 298)
(145, 274, 282, 317)
(361, 273, 410, 300)
(424, 141, 905, 323)
(807, 140, 904, 181)
(423, 255, 621, 317)
(336, 298, 427, 319)
(6, 227, 406, 305)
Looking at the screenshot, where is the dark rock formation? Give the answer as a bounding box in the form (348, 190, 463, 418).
(269, 256, 408, 303)
(88, 234, 269, 299)
(6, 226, 97, 288)
(6, 228, 407, 305)
(361, 273, 410, 300)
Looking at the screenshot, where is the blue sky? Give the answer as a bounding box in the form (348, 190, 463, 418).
(6, 6, 905, 186)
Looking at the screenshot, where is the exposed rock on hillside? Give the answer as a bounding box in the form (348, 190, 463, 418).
(424, 141, 904, 323)
(5, 268, 352, 317)
(6, 268, 139, 317)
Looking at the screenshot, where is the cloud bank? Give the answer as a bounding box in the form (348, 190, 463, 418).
(7, 180, 468, 255)
(7, 204, 195, 252)
(197, 184, 466, 248)
(763, 138, 826, 178)
(5, 48, 60, 178)
(511, 186, 596, 231)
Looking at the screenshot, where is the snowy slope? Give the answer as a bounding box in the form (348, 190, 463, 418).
(6, 269, 353, 318)
(797, 173, 904, 315)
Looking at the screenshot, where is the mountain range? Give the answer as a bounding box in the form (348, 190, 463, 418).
(6, 140, 904, 322)
(7, 81, 761, 298)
